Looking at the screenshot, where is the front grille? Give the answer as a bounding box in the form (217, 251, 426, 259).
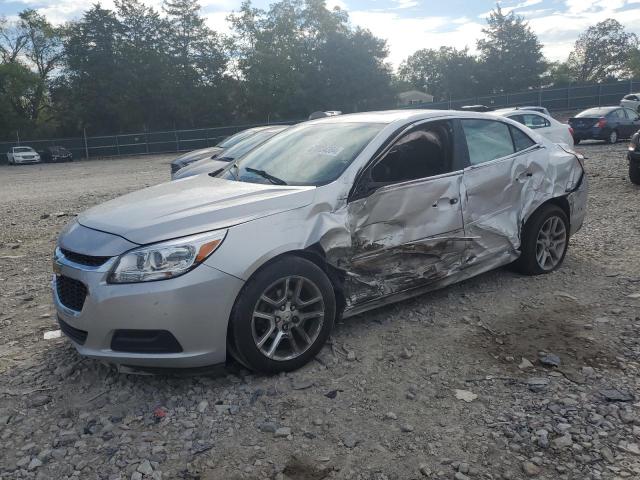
(61, 249, 111, 267)
(56, 275, 88, 312)
(58, 316, 88, 345)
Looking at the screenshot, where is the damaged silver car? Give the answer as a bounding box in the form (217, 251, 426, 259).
(53, 110, 587, 373)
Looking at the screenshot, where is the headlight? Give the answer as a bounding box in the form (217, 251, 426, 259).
(108, 230, 227, 283)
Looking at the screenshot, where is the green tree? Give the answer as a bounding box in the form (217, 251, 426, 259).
(229, 0, 393, 120)
(398, 46, 480, 100)
(567, 19, 638, 82)
(163, 0, 229, 127)
(61, 4, 123, 134)
(18, 10, 64, 123)
(0, 62, 39, 138)
(477, 5, 546, 93)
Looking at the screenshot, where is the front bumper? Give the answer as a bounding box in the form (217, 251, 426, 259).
(15, 157, 40, 164)
(629, 150, 640, 165)
(52, 252, 244, 368)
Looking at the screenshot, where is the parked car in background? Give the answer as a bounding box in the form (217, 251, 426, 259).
(39, 146, 73, 163)
(569, 106, 640, 144)
(621, 93, 640, 113)
(629, 129, 640, 185)
(7, 146, 41, 165)
(514, 106, 551, 116)
(170, 126, 275, 176)
(173, 126, 288, 180)
(53, 110, 587, 373)
(492, 108, 573, 146)
(460, 105, 492, 112)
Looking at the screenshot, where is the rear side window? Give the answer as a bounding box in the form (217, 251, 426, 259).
(624, 109, 639, 120)
(510, 126, 536, 151)
(461, 119, 514, 165)
(609, 109, 625, 120)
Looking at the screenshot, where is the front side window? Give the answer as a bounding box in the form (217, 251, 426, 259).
(370, 120, 454, 184)
(219, 122, 384, 186)
(461, 119, 515, 165)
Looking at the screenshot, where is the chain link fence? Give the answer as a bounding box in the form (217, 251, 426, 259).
(419, 78, 640, 112)
(2, 78, 639, 163)
(0, 120, 295, 163)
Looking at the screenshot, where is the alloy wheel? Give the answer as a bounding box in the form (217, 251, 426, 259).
(251, 275, 325, 361)
(609, 131, 618, 144)
(535, 215, 567, 271)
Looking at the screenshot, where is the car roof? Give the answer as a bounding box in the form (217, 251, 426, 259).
(306, 109, 487, 126)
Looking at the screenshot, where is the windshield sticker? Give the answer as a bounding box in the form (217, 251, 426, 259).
(308, 144, 344, 157)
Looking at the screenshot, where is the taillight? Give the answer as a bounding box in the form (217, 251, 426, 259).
(595, 117, 607, 129)
(569, 126, 574, 136)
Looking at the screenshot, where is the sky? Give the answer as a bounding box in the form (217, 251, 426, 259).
(1, 0, 640, 68)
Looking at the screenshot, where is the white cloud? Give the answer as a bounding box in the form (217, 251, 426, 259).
(350, 10, 483, 67)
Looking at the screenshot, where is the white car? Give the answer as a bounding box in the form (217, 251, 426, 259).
(7, 146, 41, 165)
(621, 93, 640, 113)
(492, 109, 573, 146)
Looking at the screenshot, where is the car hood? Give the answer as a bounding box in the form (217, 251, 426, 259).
(173, 158, 230, 180)
(172, 147, 223, 166)
(77, 175, 316, 245)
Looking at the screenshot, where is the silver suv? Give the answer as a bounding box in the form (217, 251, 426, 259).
(53, 110, 587, 373)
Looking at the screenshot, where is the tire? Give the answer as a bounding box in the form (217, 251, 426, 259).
(515, 204, 569, 275)
(630, 163, 640, 185)
(607, 130, 618, 144)
(228, 255, 336, 373)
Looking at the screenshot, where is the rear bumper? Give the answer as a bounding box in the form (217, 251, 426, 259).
(52, 253, 244, 368)
(568, 173, 588, 236)
(572, 127, 608, 141)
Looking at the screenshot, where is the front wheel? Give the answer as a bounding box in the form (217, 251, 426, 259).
(607, 130, 618, 144)
(228, 256, 336, 373)
(630, 163, 640, 185)
(516, 204, 569, 275)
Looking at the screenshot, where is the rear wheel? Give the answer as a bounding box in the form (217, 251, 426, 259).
(516, 204, 569, 275)
(630, 162, 640, 185)
(228, 255, 336, 373)
(607, 130, 618, 144)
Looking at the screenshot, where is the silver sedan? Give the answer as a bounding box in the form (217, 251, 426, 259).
(53, 110, 587, 373)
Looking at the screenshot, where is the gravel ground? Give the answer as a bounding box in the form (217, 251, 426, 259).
(0, 143, 639, 480)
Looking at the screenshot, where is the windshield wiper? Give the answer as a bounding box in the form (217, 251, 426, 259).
(245, 167, 288, 185)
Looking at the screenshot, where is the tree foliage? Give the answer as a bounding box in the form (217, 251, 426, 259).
(398, 47, 479, 100)
(476, 6, 546, 93)
(567, 19, 638, 82)
(1, 2, 640, 141)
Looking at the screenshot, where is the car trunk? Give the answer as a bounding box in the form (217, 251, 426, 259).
(569, 117, 600, 130)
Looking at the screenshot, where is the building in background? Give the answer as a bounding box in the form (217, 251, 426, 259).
(397, 90, 434, 107)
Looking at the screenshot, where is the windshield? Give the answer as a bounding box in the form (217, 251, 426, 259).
(217, 128, 264, 148)
(15, 147, 33, 152)
(219, 122, 384, 186)
(218, 128, 286, 161)
(577, 108, 613, 117)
